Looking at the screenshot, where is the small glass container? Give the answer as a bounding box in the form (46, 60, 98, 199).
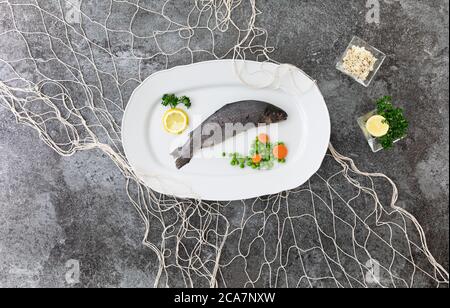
(336, 36, 386, 87)
(357, 110, 405, 152)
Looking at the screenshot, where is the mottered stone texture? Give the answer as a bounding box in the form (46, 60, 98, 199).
(0, 0, 448, 287)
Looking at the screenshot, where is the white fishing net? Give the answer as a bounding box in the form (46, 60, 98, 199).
(0, 0, 448, 288)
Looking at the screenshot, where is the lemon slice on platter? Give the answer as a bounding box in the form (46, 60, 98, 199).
(163, 108, 189, 134)
(366, 115, 390, 137)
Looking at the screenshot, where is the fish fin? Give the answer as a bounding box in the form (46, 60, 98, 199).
(175, 157, 192, 170)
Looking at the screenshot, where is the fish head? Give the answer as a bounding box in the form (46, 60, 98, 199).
(262, 105, 288, 124)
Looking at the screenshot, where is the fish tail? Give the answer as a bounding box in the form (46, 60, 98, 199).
(171, 147, 192, 169)
(175, 157, 192, 169)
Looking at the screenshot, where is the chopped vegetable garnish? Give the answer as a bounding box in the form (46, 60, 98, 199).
(273, 144, 288, 160)
(252, 154, 262, 164)
(224, 135, 288, 171)
(258, 133, 270, 144)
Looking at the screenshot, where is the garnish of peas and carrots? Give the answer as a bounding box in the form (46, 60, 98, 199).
(224, 133, 288, 170)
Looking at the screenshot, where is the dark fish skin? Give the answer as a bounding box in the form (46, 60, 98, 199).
(171, 100, 288, 169)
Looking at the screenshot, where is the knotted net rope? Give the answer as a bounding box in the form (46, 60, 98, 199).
(0, 0, 448, 288)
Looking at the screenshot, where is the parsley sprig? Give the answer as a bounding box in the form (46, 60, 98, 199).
(376, 96, 409, 149)
(162, 94, 191, 109)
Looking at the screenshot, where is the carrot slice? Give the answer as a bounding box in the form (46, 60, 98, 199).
(258, 133, 270, 144)
(273, 144, 288, 160)
(252, 154, 262, 164)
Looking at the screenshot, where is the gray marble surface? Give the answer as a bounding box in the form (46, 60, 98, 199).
(0, 0, 448, 288)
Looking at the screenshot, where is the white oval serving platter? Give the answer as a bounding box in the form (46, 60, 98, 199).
(122, 60, 330, 201)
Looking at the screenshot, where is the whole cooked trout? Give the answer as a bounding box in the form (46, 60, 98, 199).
(171, 100, 288, 169)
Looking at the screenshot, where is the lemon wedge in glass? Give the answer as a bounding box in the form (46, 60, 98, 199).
(366, 115, 389, 137)
(163, 108, 189, 135)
